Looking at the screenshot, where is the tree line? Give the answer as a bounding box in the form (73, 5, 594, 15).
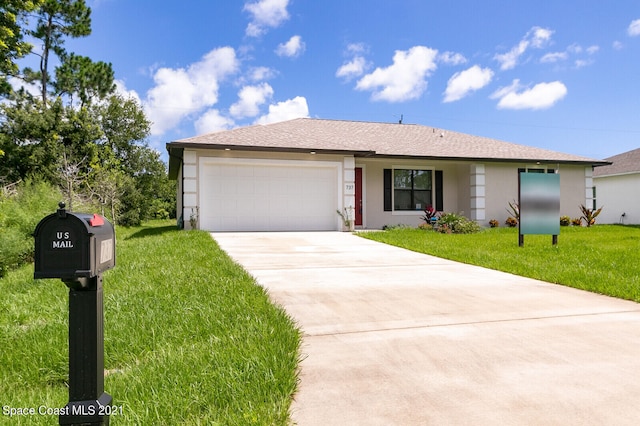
(1, 0, 175, 226)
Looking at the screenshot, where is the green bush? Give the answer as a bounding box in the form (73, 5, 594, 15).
(0, 181, 62, 276)
(437, 212, 481, 234)
(560, 215, 571, 226)
(455, 219, 481, 234)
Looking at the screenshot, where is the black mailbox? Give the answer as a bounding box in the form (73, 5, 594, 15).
(33, 202, 115, 425)
(34, 203, 115, 285)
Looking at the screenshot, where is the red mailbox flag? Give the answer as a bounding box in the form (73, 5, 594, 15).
(89, 214, 104, 227)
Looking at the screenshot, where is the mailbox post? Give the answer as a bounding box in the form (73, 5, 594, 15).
(34, 203, 115, 425)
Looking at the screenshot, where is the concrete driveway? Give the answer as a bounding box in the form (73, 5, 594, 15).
(211, 231, 640, 425)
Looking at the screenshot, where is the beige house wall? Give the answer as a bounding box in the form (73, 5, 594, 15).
(184, 149, 593, 230)
(358, 158, 464, 229)
(483, 163, 592, 226)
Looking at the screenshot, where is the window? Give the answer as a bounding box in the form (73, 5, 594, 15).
(393, 169, 432, 210)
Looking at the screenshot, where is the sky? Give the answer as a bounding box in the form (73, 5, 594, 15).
(49, 1, 640, 161)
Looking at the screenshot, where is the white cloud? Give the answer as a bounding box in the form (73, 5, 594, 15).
(194, 109, 235, 135)
(540, 51, 568, 63)
(336, 56, 368, 80)
(541, 44, 599, 67)
(438, 51, 467, 65)
(230, 83, 274, 118)
(628, 19, 640, 36)
(8, 76, 41, 98)
(346, 43, 367, 54)
(255, 96, 309, 124)
(586, 45, 600, 55)
(248, 66, 276, 81)
(495, 26, 554, 70)
(443, 65, 493, 103)
(613, 40, 624, 50)
(355, 46, 438, 102)
(143, 47, 239, 136)
(336, 43, 371, 80)
(530, 27, 553, 48)
(244, 0, 290, 37)
(574, 59, 593, 69)
(114, 80, 142, 104)
(275, 35, 305, 58)
(494, 40, 528, 70)
(491, 79, 567, 110)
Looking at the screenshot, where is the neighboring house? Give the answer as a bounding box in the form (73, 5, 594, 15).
(593, 147, 640, 224)
(167, 118, 607, 231)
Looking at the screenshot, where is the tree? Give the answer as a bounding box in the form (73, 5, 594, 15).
(1, 2, 176, 224)
(54, 53, 115, 106)
(24, 0, 92, 106)
(0, 0, 42, 95)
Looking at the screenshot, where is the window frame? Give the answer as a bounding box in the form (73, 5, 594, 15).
(392, 167, 433, 213)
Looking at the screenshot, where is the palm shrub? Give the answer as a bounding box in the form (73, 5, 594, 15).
(506, 200, 519, 223)
(579, 204, 603, 227)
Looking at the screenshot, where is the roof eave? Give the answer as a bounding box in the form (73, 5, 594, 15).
(367, 153, 610, 166)
(166, 141, 375, 157)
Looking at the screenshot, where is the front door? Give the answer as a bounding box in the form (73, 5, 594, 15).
(355, 167, 363, 226)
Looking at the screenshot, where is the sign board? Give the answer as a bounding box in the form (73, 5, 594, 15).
(519, 172, 560, 244)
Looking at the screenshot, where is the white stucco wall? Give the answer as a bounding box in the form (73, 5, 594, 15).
(593, 173, 640, 224)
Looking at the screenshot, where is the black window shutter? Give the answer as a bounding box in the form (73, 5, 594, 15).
(383, 169, 392, 211)
(435, 170, 443, 211)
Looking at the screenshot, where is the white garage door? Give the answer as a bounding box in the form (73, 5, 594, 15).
(200, 159, 339, 231)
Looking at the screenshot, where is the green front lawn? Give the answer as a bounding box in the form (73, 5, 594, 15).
(359, 225, 640, 303)
(0, 221, 301, 425)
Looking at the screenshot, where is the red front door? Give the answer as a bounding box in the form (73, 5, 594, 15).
(355, 167, 363, 226)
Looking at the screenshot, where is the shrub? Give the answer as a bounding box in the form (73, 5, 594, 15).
(572, 217, 583, 226)
(455, 219, 481, 234)
(382, 224, 411, 230)
(0, 227, 32, 277)
(417, 223, 432, 231)
(437, 212, 481, 234)
(0, 181, 62, 276)
(579, 205, 603, 227)
(420, 205, 439, 224)
(506, 200, 519, 224)
(489, 219, 499, 228)
(560, 215, 571, 226)
(505, 217, 518, 227)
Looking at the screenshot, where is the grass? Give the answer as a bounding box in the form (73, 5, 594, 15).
(0, 221, 301, 425)
(359, 225, 640, 303)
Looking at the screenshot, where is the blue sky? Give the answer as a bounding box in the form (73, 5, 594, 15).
(60, 1, 640, 161)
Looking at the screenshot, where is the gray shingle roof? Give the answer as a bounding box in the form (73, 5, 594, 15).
(168, 118, 606, 164)
(593, 148, 640, 177)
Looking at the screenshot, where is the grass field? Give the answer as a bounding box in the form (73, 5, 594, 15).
(359, 225, 640, 303)
(0, 221, 301, 425)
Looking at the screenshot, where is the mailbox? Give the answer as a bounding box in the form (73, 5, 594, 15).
(34, 203, 115, 285)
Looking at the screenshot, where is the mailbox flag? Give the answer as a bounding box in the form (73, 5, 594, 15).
(89, 214, 105, 227)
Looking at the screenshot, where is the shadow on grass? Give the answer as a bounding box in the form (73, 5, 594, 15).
(125, 225, 178, 240)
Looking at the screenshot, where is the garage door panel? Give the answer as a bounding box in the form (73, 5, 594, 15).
(200, 161, 339, 231)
